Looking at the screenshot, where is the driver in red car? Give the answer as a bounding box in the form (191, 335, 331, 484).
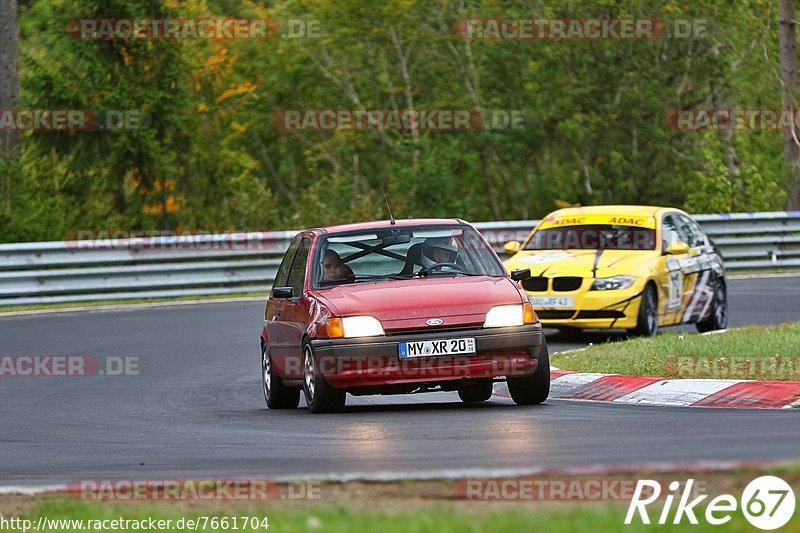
(322, 249, 355, 284)
(421, 238, 460, 269)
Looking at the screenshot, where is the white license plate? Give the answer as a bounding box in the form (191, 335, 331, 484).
(529, 296, 574, 308)
(399, 338, 476, 358)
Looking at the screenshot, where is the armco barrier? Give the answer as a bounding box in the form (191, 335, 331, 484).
(0, 212, 797, 307)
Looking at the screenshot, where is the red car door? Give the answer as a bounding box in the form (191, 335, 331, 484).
(265, 238, 298, 373)
(270, 237, 311, 380)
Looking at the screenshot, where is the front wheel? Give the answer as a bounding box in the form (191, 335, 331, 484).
(262, 347, 300, 409)
(303, 344, 346, 413)
(696, 280, 728, 333)
(629, 284, 659, 337)
(507, 341, 550, 405)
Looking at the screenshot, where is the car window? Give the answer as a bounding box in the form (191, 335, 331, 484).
(273, 238, 299, 288)
(525, 224, 656, 250)
(286, 237, 311, 296)
(312, 225, 505, 287)
(678, 214, 706, 247)
(661, 214, 688, 250)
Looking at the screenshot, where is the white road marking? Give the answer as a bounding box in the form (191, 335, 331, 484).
(550, 372, 607, 397)
(613, 379, 742, 406)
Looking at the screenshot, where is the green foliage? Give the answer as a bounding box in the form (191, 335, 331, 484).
(1, 0, 795, 242)
(686, 135, 787, 213)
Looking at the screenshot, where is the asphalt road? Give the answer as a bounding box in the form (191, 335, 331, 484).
(1, 276, 799, 485)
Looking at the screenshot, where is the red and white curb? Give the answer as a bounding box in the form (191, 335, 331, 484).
(503, 369, 800, 409)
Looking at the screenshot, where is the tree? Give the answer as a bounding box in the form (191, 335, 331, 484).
(0, 0, 20, 215)
(779, 0, 800, 209)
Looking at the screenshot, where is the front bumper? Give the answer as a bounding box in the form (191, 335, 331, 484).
(310, 324, 543, 390)
(527, 284, 644, 329)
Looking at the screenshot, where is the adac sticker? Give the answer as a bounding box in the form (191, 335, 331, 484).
(539, 214, 656, 229)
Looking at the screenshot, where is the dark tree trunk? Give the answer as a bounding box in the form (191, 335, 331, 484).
(779, 0, 800, 209)
(0, 0, 19, 151)
(0, 0, 20, 216)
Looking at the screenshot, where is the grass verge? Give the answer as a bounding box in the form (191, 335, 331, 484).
(2, 467, 799, 532)
(2, 498, 792, 533)
(551, 322, 800, 380)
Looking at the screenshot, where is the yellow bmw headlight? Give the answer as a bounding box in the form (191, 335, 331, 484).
(591, 275, 636, 291)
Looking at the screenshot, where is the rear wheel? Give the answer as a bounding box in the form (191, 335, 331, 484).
(303, 344, 346, 413)
(629, 283, 658, 337)
(458, 380, 493, 403)
(696, 280, 728, 333)
(262, 346, 300, 409)
(507, 341, 550, 405)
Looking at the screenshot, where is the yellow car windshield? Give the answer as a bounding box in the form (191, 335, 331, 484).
(525, 224, 656, 251)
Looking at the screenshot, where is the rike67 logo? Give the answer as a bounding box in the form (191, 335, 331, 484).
(626, 476, 796, 530)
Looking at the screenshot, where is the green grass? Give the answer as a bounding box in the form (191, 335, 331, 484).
(0, 292, 265, 314)
(551, 322, 800, 380)
(4, 499, 794, 533)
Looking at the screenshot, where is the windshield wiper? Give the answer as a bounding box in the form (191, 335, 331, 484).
(353, 274, 415, 282)
(417, 270, 484, 278)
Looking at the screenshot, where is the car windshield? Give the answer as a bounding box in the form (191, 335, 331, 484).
(525, 224, 656, 251)
(312, 225, 505, 287)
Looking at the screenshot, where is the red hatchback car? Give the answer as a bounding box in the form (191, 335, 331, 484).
(260, 218, 548, 413)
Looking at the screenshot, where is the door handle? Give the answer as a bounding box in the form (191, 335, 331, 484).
(271, 308, 282, 321)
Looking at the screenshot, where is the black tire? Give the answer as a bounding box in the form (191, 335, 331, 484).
(696, 280, 728, 333)
(262, 346, 300, 409)
(458, 380, 493, 403)
(507, 340, 550, 405)
(302, 344, 346, 413)
(629, 283, 659, 337)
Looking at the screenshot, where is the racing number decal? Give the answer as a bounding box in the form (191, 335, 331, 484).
(667, 258, 684, 309)
(668, 269, 682, 309)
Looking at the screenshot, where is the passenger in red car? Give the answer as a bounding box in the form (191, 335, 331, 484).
(322, 250, 355, 284)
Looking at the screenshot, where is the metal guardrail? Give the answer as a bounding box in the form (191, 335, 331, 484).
(0, 212, 798, 307)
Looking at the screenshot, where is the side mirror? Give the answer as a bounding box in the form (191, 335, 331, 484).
(510, 268, 531, 282)
(665, 242, 690, 255)
(504, 241, 521, 254)
(272, 286, 294, 299)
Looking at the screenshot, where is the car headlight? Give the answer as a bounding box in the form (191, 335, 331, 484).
(591, 275, 636, 291)
(326, 316, 384, 338)
(484, 303, 536, 328)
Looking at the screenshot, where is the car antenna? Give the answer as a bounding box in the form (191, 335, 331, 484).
(380, 184, 396, 225)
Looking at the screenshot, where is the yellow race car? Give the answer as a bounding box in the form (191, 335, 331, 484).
(503, 205, 728, 336)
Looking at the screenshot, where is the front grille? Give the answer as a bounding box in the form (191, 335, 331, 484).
(522, 276, 548, 292)
(552, 277, 583, 291)
(535, 310, 575, 320)
(384, 325, 480, 337)
(576, 310, 625, 319)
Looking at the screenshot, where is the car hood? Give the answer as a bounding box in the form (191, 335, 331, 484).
(314, 276, 522, 331)
(505, 249, 659, 278)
